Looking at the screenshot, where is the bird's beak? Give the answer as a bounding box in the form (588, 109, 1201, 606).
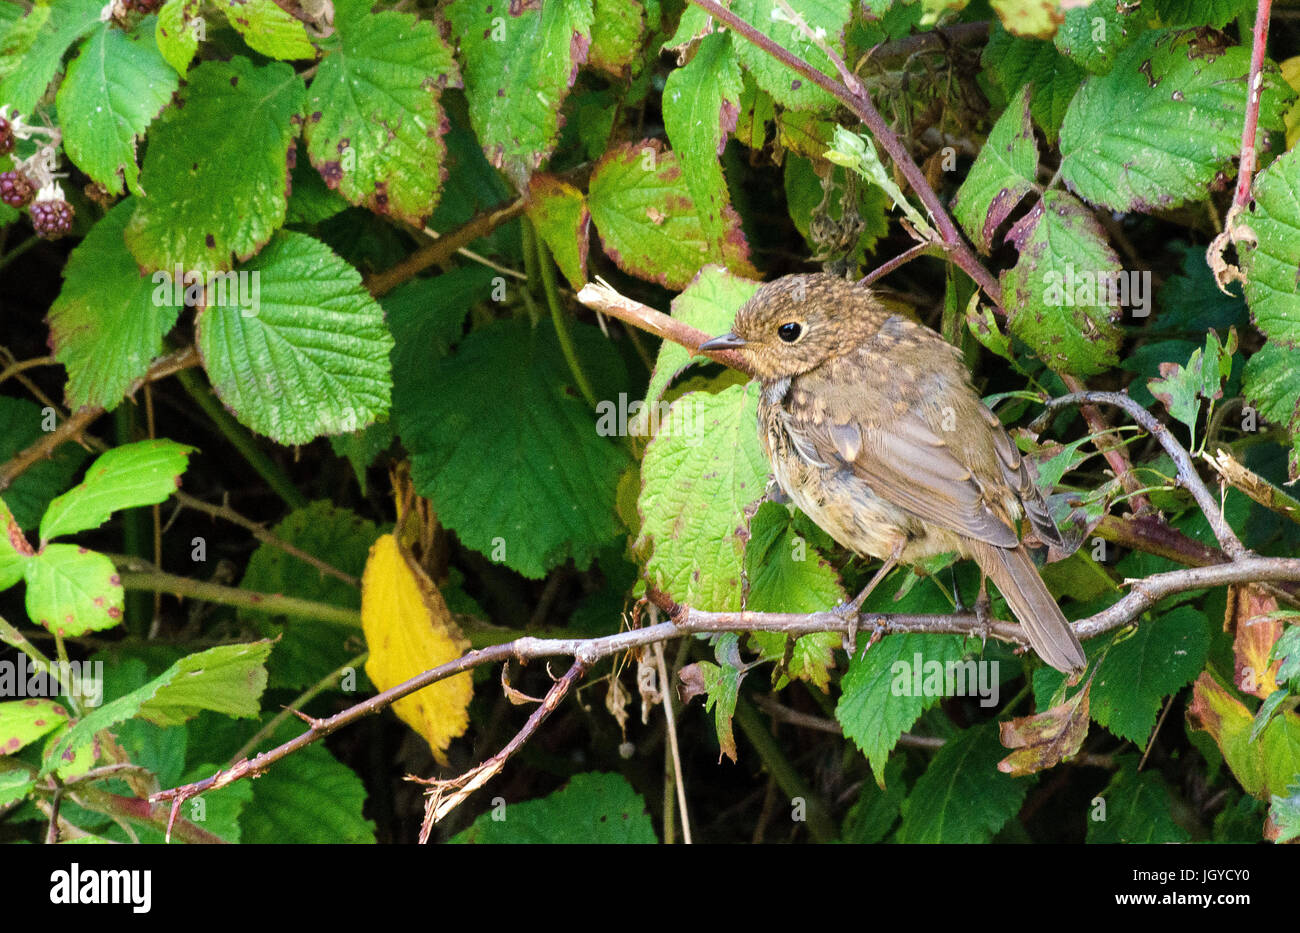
(699, 332, 747, 351)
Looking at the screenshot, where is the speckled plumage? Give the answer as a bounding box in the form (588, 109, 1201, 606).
(704, 273, 1085, 675)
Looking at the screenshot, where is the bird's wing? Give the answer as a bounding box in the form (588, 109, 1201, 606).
(781, 373, 1022, 549)
(978, 402, 1066, 549)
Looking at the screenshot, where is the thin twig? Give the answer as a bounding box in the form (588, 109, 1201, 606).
(1034, 391, 1250, 559)
(857, 241, 939, 287)
(654, 640, 692, 844)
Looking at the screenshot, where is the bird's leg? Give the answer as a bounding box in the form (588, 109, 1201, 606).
(972, 569, 992, 651)
(836, 540, 906, 656)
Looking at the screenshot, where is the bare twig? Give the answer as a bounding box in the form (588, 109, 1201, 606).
(857, 241, 939, 287)
(655, 639, 692, 844)
(0, 345, 200, 492)
(1059, 373, 1155, 516)
(1033, 391, 1251, 560)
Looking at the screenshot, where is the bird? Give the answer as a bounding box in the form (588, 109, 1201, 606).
(699, 273, 1086, 676)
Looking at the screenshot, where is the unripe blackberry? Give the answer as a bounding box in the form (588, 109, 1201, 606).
(30, 196, 74, 239)
(0, 169, 34, 208)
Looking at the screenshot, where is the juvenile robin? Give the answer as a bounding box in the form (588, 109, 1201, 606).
(700, 273, 1086, 676)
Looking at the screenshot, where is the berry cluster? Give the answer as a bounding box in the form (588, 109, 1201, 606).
(0, 114, 13, 155)
(29, 196, 74, 239)
(0, 169, 33, 208)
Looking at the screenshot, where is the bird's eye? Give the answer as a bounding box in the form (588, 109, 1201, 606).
(777, 322, 803, 343)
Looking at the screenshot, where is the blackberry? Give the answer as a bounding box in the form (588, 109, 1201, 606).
(30, 197, 74, 239)
(0, 115, 12, 155)
(0, 169, 34, 208)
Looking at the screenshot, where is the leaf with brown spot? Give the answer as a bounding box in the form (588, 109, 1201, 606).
(998, 671, 1093, 775)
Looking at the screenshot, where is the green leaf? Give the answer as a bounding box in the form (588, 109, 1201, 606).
(1038, 606, 1210, 746)
(1088, 755, 1190, 843)
(0, 497, 30, 590)
(56, 23, 177, 196)
(728, 0, 851, 111)
(898, 724, 1030, 843)
(239, 500, 378, 689)
(1000, 189, 1124, 375)
(1243, 343, 1300, 481)
(982, 25, 1085, 144)
(219, 0, 315, 60)
(40, 439, 194, 544)
(679, 638, 745, 762)
(155, 0, 202, 75)
(404, 317, 630, 579)
(0, 699, 70, 756)
(0, 398, 89, 532)
(1241, 145, 1300, 348)
(735, 72, 775, 150)
(0, 767, 35, 808)
(1147, 330, 1236, 438)
(303, 0, 457, 225)
(23, 545, 123, 635)
(46, 200, 183, 411)
(588, 139, 754, 289)
(0, 0, 102, 113)
(1260, 712, 1300, 799)
(451, 772, 656, 843)
(662, 31, 746, 265)
(1059, 29, 1293, 213)
(47, 641, 272, 769)
(837, 630, 968, 786)
(525, 174, 591, 290)
(744, 501, 844, 689)
(196, 231, 394, 444)
(1151, 0, 1254, 29)
(589, 0, 644, 78)
(1053, 0, 1142, 74)
(952, 84, 1037, 253)
(446, 0, 594, 189)
(636, 383, 768, 611)
(642, 265, 760, 411)
(989, 0, 1064, 39)
(124, 57, 306, 273)
(237, 740, 375, 843)
(1273, 781, 1300, 843)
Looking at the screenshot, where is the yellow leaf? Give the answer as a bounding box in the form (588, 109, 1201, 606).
(361, 534, 472, 764)
(1281, 56, 1300, 150)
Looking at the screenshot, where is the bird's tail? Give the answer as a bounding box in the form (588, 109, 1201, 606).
(969, 540, 1086, 677)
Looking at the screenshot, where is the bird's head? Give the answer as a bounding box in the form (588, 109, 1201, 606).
(699, 273, 891, 382)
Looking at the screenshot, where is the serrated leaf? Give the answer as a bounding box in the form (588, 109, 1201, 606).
(446, 0, 593, 189)
(124, 57, 306, 273)
(744, 501, 843, 689)
(1000, 189, 1124, 375)
(1087, 754, 1191, 842)
(728, 0, 851, 111)
(1053, 1, 1142, 74)
(1241, 145, 1300, 348)
(220, 0, 315, 60)
(56, 23, 178, 196)
(636, 383, 768, 611)
(47, 641, 272, 769)
(155, 0, 202, 75)
(526, 174, 591, 290)
(361, 535, 472, 765)
(1242, 343, 1300, 481)
(1059, 29, 1293, 213)
(237, 739, 376, 843)
(0, 497, 31, 590)
(589, 0, 644, 78)
(0, 398, 89, 532)
(40, 439, 193, 543)
(662, 31, 746, 266)
(1151, 0, 1254, 29)
(679, 640, 745, 762)
(952, 84, 1037, 253)
(837, 631, 968, 786)
(898, 724, 1029, 843)
(303, 0, 457, 225)
(989, 0, 1063, 39)
(0, 0, 102, 113)
(46, 200, 183, 411)
(982, 25, 1085, 143)
(23, 545, 124, 635)
(0, 767, 35, 807)
(0, 699, 70, 756)
(451, 772, 656, 843)
(1187, 671, 1265, 795)
(404, 317, 630, 579)
(589, 139, 754, 289)
(196, 231, 394, 444)
(643, 265, 760, 413)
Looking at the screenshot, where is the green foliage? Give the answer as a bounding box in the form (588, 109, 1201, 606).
(451, 772, 657, 843)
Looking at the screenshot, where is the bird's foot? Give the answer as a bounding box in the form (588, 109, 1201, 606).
(972, 588, 993, 650)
